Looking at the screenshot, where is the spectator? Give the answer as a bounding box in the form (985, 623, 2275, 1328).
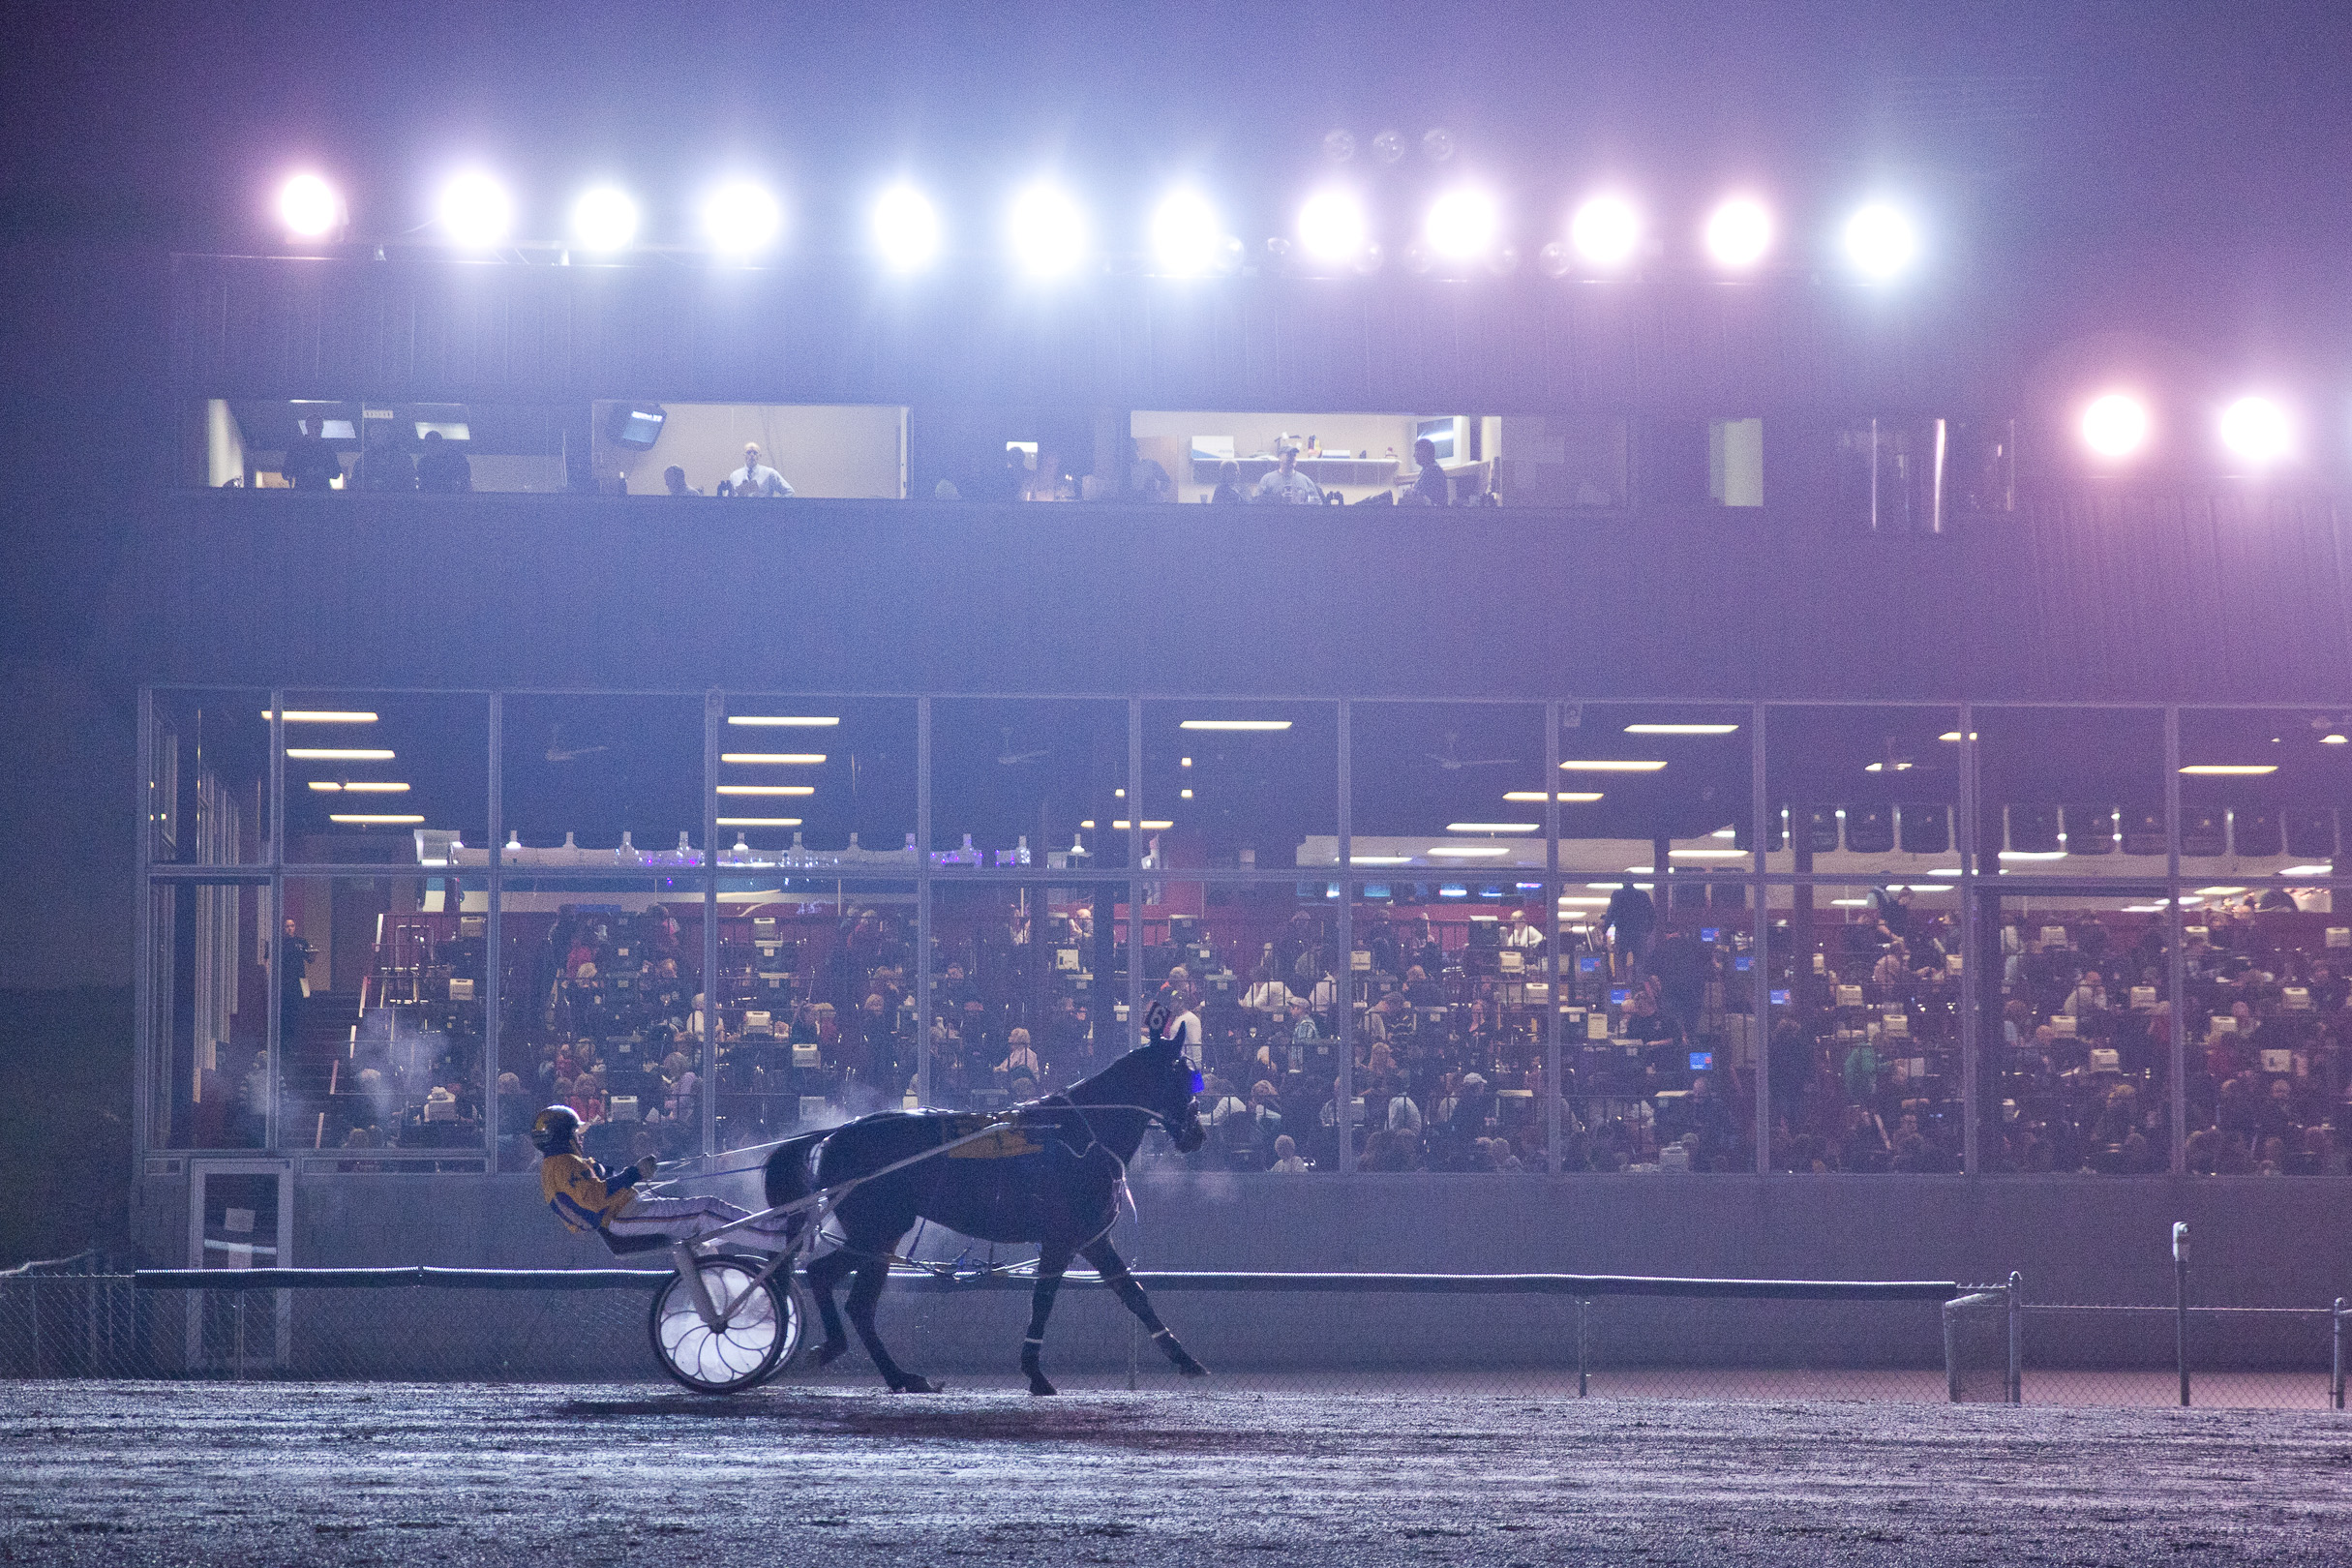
(415, 430, 472, 493)
(1405, 437, 1450, 506)
(1252, 445, 1322, 504)
(1604, 883, 1656, 976)
(281, 419, 343, 490)
(358, 424, 413, 491)
(1210, 460, 1245, 503)
(1269, 1133, 1309, 1173)
(1124, 437, 1172, 501)
(725, 442, 795, 497)
(662, 465, 701, 496)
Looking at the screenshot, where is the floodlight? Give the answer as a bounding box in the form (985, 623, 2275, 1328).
(1297, 189, 1367, 263)
(1842, 202, 1918, 280)
(279, 173, 342, 240)
(437, 170, 514, 249)
(703, 180, 782, 255)
(1425, 187, 1498, 260)
(2080, 393, 2151, 461)
(1703, 196, 1773, 270)
(2219, 395, 2291, 464)
(570, 186, 638, 252)
(872, 184, 941, 272)
(1569, 195, 1640, 267)
(1150, 189, 1221, 276)
(1007, 183, 1087, 277)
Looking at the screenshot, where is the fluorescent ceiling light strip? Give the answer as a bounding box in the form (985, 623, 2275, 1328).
(308, 781, 408, 792)
(1504, 791, 1604, 802)
(727, 715, 838, 726)
(1670, 848, 1747, 859)
(717, 817, 803, 827)
(1561, 760, 1666, 771)
(1623, 723, 1738, 735)
(1180, 719, 1292, 731)
(1998, 850, 2067, 860)
(261, 709, 377, 723)
(2179, 765, 2277, 775)
(721, 753, 827, 764)
(1427, 845, 1512, 858)
(330, 813, 423, 824)
(1447, 823, 1539, 833)
(1348, 856, 1413, 865)
(716, 785, 816, 797)
(287, 748, 395, 760)
(2279, 864, 2334, 876)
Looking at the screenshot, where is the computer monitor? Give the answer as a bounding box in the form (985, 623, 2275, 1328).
(1770, 988, 1791, 1006)
(1688, 1051, 1714, 1071)
(1610, 987, 1631, 1006)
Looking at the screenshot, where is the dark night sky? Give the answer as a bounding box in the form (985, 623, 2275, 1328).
(2, 0, 2350, 985)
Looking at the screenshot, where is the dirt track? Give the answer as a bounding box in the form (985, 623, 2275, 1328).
(0, 1382, 2347, 1565)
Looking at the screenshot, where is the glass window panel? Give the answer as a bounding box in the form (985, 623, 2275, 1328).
(282, 691, 487, 868)
(285, 875, 487, 1161)
(2179, 709, 2344, 886)
(713, 695, 917, 868)
(1762, 882, 1966, 1174)
(1763, 706, 1963, 893)
(497, 877, 709, 1168)
(1345, 702, 1549, 875)
(1976, 709, 2164, 879)
(150, 689, 270, 866)
(502, 694, 706, 863)
(929, 698, 1131, 872)
(926, 882, 1116, 1115)
(148, 876, 271, 1148)
(1144, 700, 1337, 871)
(1557, 703, 1751, 888)
(1983, 892, 2177, 1177)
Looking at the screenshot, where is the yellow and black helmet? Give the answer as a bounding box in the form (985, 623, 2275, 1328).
(530, 1104, 583, 1155)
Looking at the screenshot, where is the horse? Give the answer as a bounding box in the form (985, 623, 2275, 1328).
(763, 1018, 1211, 1395)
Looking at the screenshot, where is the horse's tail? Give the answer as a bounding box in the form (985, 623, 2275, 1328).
(763, 1131, 830, 1212)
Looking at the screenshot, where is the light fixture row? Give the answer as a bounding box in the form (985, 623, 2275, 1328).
(276, 171, 1922, 282)
(2078, 390, 2308, 467)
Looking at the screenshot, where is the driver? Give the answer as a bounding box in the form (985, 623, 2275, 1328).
(531, 1106, 797, 1250)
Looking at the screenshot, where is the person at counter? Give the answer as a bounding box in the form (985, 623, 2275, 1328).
(415, 430, 472, 493)
(1210, 460, 1245, 503)
(661, 465, 700, 496)
(1124, 437, 1173, 502)
(281, 419, 343, 490)
(723, 442, 795, 498)
(1405, 437, 1451, 506)
(1252, 445, 1323, 504)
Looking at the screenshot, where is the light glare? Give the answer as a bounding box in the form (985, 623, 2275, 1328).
(1569, 195, 1640, 267)
(1007, 183, 1087, 276)
(872, 184, 941, 272)
(2219, 396, 2291, 464)
(1150, 190, 1221, 276)
(279, 173, 341, 240)
(437, 170, 514, 249)
(1426, 188, 1498, 260)
(703, 180, 782, 254)
(2080, 393, 2151, 461)
(570, 186, 639, 252)
(1842, 202, 1918, 280)
(1704, 196, 1773, 269)
(1297, 190, 1367, 263)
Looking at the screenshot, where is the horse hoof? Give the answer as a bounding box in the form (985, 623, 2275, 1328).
(1029, 1377, 1058, 1397)
(891, 1375, 943, 1394)
(1170, 1351, 1209, 1377)
(815, 1339, 852, 1368)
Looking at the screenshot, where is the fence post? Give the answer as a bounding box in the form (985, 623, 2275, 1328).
(2172, 1221, 2190, 1408)
(2334, 1298, 2344, 1412)
(1576, 1298, 1589, 1399)
(2006, 1271, 2022, 1406)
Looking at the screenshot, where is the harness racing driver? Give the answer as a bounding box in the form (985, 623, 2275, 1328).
(531, 1105, 797, 1250)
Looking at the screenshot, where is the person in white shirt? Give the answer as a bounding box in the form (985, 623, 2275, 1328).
(2062, 971, 2108, 1017)
(1504, 913, 1546, 950)
(724, 442, 795, 498)
(1162, 986, 1204, 1070)
(1252, 446, 1322, 504)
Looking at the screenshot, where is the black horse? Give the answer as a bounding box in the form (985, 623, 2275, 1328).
(764, 1022, 1211, 1394)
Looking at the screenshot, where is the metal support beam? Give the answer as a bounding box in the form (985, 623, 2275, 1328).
(702, 690, 721, 1159)
(1957, 702, 1979, 1175)
(1336, 701, 1354, 1175)
(1546, 701, 1562, 1176)
(916, 697, 932, 1105)
(2165, 707, 2187, 1175)
(1751, 703, 1771, 1175)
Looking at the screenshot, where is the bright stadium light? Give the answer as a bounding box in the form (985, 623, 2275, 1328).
(703, 179, 782, 255)
(2219, 395, 2292, 465)
(570, 185, 639, 252)
(872, 184, 941, 272)
(2080, 392, 2152, 461)
(1569, 194, 1640, 268)
(278, 173, 343, 240)
(1703, 196, 1773, 270)
(437, 170, 514, 249)
(1150, 189, 1221, 276)
(1842, 202, 1918, 280)
(1426, 187, 1498, 261)
(1297, 189, 1367, 264)
(1007, 182, 1087, 277)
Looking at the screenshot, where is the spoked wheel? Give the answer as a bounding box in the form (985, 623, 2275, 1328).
(648, 1251, 806, 1394)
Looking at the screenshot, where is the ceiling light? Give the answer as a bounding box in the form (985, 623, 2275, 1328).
(1349, 855, 1413, 866)
(1115, 821, 1173, 830)
(1623, 723, 1737, 735)
(279, 173, 343, 240)
(2280, 863, 2334, 876)
(2196, 887, 2247, 896)
(1927, 868, 1962, 877)
(286, 748, 394, 760)
(872, 184, 941, 272)
(728, 715, 838, 726)
(1007, 183, 1087, 276)
(571, 185, 639, 252)
(2218, 396, 2292, 465)
(1864, 761, 1915, 772)
(1670, 848, 1748, 859)
(1181, 719, 1291, 731)
(2179, 765, 2277, 775)
(262, 709, 377, 723)
(308, 781, 408, 793)
(1841, 202, 1918, 280)
(1150, 189, 1222, 276)
(1561, 760, 1666, 771)
(1428, 845, 1512, 858)
(1999, 850, 2067, 860)
(1297, 189, 1367, 263)
(716, 785, 815, 796)
(1447, 823, 1539, 833)
(2080, 393, 2151, 461)
(2323, 733, 2349, 744)
(1426, 187, 1498, 260)
(330, 813, 424, 825)
(1569, 195, 1640, 267)
(1179, 788, 1193, 799)
(1704, 196, 1773, 269)
(1558, 895, 1612, 906)
(1938, 731, 1977, 742)
(1712, 829, 1737, 838)
(1505, 791, 1604, 802)
(1829, 898, 1871, 908)
(721, 753, 827, 764)
(437, 170, 514, 249)
(717, 817, 804, 828)
(703, 180, 782, 254)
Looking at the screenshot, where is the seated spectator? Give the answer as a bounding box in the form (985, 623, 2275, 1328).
(281, 419, 344, 490)
(662, 465, 701, 496)
(1210, 460, 1245, 503)
(1268, 1133, 1309, 1173)
(1124, 437, 1172, 501)
(414, 430, 472, 493)
(1251, 446, 1322, 504)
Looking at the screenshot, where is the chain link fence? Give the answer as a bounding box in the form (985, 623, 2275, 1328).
(2, 1259, 2343, 1409)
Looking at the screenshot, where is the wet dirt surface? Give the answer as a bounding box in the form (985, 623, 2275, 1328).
(1, 1381, 2348, 1565)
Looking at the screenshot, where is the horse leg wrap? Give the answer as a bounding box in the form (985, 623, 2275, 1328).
(1019, 1335, 1056, 1397)
(1153, 1326, 1210, 1377)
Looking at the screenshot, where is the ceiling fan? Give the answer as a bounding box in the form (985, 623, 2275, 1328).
(1426, 730, 1521, 770)
(997, 728, 1047, 767)
(546, 724, 609, 763)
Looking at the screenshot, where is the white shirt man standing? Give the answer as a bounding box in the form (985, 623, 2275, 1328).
(725, 442, 794, 498)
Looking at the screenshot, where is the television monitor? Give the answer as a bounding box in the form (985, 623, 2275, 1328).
(608, 404, 666, 450)
(1415, 416, 1462, 463)
(1770, 988, 1791, 1006)
(1688, 1051, 1713, 1071)
(1609, 987, 1631, 1006)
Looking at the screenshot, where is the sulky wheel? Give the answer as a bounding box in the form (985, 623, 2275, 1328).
(648, 1252, 805, 1394)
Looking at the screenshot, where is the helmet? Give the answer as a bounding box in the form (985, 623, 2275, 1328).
(530, 1104, 583, 1155)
